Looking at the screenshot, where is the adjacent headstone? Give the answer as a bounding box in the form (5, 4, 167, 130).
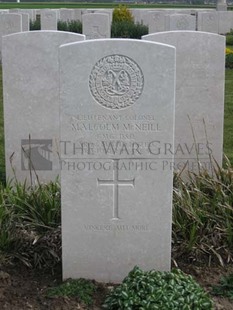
(0, 14, 22, 60)
(20, 13, 29, 32)
(41, 10, 58, 30)
(82, 13, 110, 39)
(216, 0, 227, 11)
(165, 14, 196, 31)
(96, 9, 113, 24)
(131, 9, 150, 24)
(144, 10, 175, 30)
(11, 9, 36, 21)
(146, 11, 167, 33)
(175, 9, 193, 15)
(59, 9, 75, 22)
(73, 9, 82, 22)
(2, 31, 85, 185)
(60, 39, 175, 283)
(9, 11, 29, 32)
(218, 12, 233, 34)
(142, 31, 225, 174)
(0, 10, 9, 14)
(197, 12, 219, 33)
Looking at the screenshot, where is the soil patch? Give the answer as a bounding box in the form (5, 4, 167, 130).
(0, 263, 232, 309)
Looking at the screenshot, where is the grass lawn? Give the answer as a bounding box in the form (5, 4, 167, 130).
(0, 2, 217, 9)
(224, 69, 233, 163)
(0, 68, 232, 181)
(0, 66, 4, 184)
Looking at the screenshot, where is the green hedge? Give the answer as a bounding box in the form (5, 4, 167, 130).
(226, 35, 233, 46)
(111, 21, 148, 39)
(30, 19, 82, 34)
(57, 20, 82, 34)
(226, 53, 233, 69)
(30, 19, 41, 31)
(30, 19, 147, 39)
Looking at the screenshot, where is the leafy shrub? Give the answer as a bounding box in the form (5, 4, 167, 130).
(0, 188, 17, 252)
(226, 35, 233, 45)
(226, 49, 233, 69)
(57, 20, 82, 34)
(4, 180, 61, 233)
(0, 160, 233, 270)
(226, 47, 233, 55)
(112, 5, 134, 23)
(212, 273, 233, 300)
(173, 160, 233, 265)
(0, 180, 61, 269)
(111, 21, 148, 39)
(30, 19, 41, 31)
(14, 226, 61, 269)
(103, 266, 213, 309)
(47, 278, 96, 305)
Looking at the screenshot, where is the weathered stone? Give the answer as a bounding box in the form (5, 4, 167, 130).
(2, 31, 85, 185)
(143, 31, 225, 174)
(60, 39, 175, 283)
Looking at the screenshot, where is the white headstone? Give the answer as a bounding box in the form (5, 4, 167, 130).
(73, 9, 82, 21)
(146, 11, 167, 33)
(59, 9, 75, 22)
(41, 10, 58, 30)
(82, 13, 110, 39)
(2, 31, 85, 185)
(0, 14, 22, 59)
(0, 10, 9, 14)
(131, 9, 147, 24)
(175, 9, 193, 15)
(144, 10, 175, 30)
(165, 14, 196, 31)
(218, 12, 233, 34)
(142, 31, 225, 174)
(20, 13, 29, 32)
(217, 0, 227, 11)
(60, 39, 176, 283)
(197, 12, 219, 33)
(15, 9, 35, 21)
(24, 9, 36, 21)
(96, 9, 113, 24)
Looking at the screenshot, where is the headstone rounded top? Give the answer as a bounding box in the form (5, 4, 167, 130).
(89, 54, 144, 110)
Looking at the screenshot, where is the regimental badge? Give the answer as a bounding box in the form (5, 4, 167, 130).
(89, 54, 144, 110)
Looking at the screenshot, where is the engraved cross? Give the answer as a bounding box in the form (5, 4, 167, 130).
(97, 159, 135, 220)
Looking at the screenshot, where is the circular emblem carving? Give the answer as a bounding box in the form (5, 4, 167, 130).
(89, 55, 144, 109)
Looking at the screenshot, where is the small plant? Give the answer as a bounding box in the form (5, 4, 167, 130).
(111, 5, 148, 39)
(103, 266, 213, 309)
(226, 29, 233, 45)
(212, 273, 233, 300)
(47, 278, 96, 305)
(30, 19, 41, 31)
(0, 202, 17, 252)
(57, 20, 82, 34)
(226, 35, 233, 45)
(0, 180, 61, 269)
(172, 160, 233, 265)
(226, 48, 233, 69)
(111, 21, 148, 39)
(112, 5, 134, 23)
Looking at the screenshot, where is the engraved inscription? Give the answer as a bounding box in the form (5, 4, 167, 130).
(87, 26, 106, 39)
(97, 159, 135, 220)
(89, 55, 144, 109)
